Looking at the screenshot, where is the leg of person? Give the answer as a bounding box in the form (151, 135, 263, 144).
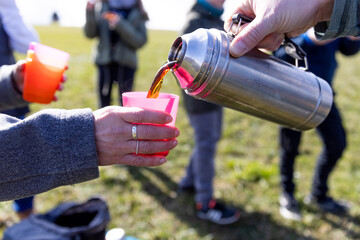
(178, 153, 195, 193)
(97, 64, 113, 108)
(116, 64, 135, 106)
(187, 109, 240, 225)
(278, 127, 302, 220)
(305, 103, 348, 214)
(13, 196, 34, 220)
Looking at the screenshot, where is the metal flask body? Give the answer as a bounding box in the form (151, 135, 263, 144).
(168, 28, 333, 131)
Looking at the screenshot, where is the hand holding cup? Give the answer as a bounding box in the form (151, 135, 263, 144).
(93, 106, 180, 167)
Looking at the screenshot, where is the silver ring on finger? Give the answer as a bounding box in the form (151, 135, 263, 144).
(136, 140, 139, 155)
(132, 124, 138, 140)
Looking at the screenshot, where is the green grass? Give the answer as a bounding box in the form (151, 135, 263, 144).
(1, 25, 360, 239)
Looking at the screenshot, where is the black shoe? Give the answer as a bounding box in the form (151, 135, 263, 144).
(304, 195, 349, 215)
(196, 199, 240, 225)
(279, 192, 302, 221)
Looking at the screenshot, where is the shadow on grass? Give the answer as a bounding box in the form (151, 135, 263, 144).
(125, 166, 314, 240)
(323, 214, 360, 239)
(304, 205, 360, 239)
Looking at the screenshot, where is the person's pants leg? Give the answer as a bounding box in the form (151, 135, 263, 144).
(97, 64, 114, 108)
(311, 102, 346, 200)
(181, 109, 223, 204)
(279, 127, 302, 195)
(115, 65, 135, 106)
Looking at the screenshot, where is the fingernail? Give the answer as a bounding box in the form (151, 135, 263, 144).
(172, 139, 178, 147)
(175, 129, 180, 137)
(166, 116, 173, 122)
(160, 158, 167, 163)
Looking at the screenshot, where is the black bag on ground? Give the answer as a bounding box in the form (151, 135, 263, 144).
(3, 197, 110, 240)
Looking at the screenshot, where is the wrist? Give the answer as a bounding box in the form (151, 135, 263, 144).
(316, 0, 335, 22)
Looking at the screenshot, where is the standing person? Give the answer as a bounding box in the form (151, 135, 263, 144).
(273, 28, 360, 220)
(84, 0, 148, 107)
(0, 0, 39, 220)
(178, 0, 240, 225)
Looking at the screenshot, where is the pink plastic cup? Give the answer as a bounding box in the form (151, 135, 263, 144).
(23, 42, 70, 104)
(122, 91, 179, 156)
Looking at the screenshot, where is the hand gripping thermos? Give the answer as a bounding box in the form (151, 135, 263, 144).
(167, 24, 333, 131)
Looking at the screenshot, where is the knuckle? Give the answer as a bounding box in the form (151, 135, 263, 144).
(133, 109, 145, 122)
(244, 27, 263, 46)
(116, 125, 128, 136)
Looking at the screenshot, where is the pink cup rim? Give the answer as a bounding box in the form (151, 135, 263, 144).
(122, 91, 179, 99)
(28, 42, 69, 69)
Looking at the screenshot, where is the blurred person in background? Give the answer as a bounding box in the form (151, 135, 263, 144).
(274, 28, 360, 221)
(0, 0, 39, 220)
(177, 0, 240, 225)
(84, 0, 148, 107)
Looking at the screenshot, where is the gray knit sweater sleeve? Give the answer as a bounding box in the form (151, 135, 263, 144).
(0, 108, 99, 201)
(0, 64, 28, 111)
(315, 0, 360, 39)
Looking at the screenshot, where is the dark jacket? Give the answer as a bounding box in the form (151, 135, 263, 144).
(180, 3, 223, 114)
(0, 15, 29, 117)
(0, 15, 15, 66)
(84, 2, 147, 69)
(315, 0, 360, 40)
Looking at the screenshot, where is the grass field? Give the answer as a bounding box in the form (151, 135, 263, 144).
(1, 25, 360, 240)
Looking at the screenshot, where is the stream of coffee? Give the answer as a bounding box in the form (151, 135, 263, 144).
(147, 61, 176, 98)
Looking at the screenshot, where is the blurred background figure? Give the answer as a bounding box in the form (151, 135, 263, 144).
(51, 11, 60, 24)
(274, 28, 360, 221)
(0, 0, 39, 220)
(177, 0, 240, 225)
(84, 0, 148, 107)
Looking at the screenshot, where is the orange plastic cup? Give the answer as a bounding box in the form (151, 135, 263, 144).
(23, 42, 70, 104)
(122, 91, 179, 156)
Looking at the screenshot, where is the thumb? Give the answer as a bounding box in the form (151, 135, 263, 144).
(229, 19, 270, 57)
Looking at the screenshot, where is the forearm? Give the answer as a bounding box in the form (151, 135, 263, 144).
(0, 65, 28, 111)
(84, 8, 98, 38)
(315, 0, 360, 39)
(0, 108, 99, 201)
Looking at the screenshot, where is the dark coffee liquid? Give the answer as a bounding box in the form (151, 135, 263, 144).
(147, 61, 176, 98)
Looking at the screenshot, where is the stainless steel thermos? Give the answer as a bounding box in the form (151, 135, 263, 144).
(167, 28, 333, 131)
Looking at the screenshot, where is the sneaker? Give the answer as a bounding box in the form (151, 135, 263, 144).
(196, 199, 240, 225)
(279, 193, 302, 221)
(304, 195, 349, 215)
(105, 228, 125, 240)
